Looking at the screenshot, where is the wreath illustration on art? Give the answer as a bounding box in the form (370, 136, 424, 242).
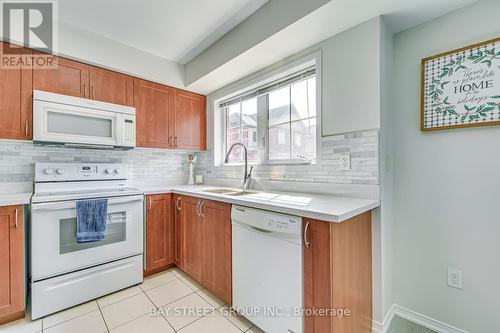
(428, 49, 500, 123)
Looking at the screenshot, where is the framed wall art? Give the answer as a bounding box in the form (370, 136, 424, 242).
(421, 37, 500, 131)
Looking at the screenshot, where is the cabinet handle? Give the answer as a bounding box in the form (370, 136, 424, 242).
(200, 201, 205, 218)
(25, 121, 28, 138)
(196, 201, 201, 216)
(169, 136, 173, 148)
(15, 208, 18, 228)
(174, 137, 178, 148)
(304, 221, 310, 248)
(148, 197, 152, 210)
(91, 85, 94, 99)
(175, 197, 181, 210)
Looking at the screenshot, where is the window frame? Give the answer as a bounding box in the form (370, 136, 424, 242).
(214, 51, 322, 168)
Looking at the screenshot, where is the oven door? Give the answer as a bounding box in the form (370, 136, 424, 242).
(31, 195, 143, 281)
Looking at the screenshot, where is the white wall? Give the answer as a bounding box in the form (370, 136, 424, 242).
(392, 1, 500, 331)
(320, 18, 381, 136)
(379, 15, 395, 323)
(57, 22, 186, 90)
(184, 0, 330, 85)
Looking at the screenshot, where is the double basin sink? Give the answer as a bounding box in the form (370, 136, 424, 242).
(201, 188, 261, 196)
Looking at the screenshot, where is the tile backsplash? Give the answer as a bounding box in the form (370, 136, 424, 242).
(197, 129, 379, 186)
(0, 129, 379, 193)
(0, 140, 190, 186)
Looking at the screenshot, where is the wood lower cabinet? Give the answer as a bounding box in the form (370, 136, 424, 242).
(0, 43, 32, 140)
(201, 200, 231, 305)
(134, 78, 174, 148)
(33, 57, 89, 98)
(173, 194, 182, 267)
(0, 205, 24, 324)
(89, 67, 134, 106)
(176, 195, 231, 304)
(303, 212, 372, 333)
(179, 196, 204, 282)
(144, 194, 174, 275)
(173, 89, 206, 150)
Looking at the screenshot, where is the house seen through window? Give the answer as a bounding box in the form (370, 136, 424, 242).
(222, 67, 317, 165)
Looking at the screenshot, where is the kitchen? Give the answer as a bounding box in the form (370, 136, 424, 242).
(1, 1, 499, 333)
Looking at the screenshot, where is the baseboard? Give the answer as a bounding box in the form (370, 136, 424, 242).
(376, 304, 469, 333)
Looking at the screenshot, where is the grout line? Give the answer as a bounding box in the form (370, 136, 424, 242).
(41, 301, 99, 330)
(96, 300, 111, 333)
(141, 286, 177, 332)
(97, 285, 144, 308)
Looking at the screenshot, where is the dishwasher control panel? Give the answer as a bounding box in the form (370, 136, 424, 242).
(232, 205, 302, 235)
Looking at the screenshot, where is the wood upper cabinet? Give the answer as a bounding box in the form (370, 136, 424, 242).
(145, 194, 174, 275)
(134, 78, 174, 148)
(173, 89, 206, 150)
(201, 200, 231, 305)
(89, 67, 134, 106)
(173, 194, 182, 267)
(33, 57, 89, 98)
(179, 196, 204, 282)
(0, 205, 24, 324)
(303, 212, 372, 333)
(0, 43, 32, 140)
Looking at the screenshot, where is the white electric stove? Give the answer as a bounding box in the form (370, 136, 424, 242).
(30, 162, 144, 319)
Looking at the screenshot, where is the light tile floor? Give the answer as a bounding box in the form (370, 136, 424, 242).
(0, 268, 264, 333)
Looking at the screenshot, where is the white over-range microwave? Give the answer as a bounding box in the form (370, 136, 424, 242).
(33, 90, 136, 150)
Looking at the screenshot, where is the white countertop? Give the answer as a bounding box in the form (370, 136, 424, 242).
(139, 185, 380, 223)
(0, 192, 33, 207)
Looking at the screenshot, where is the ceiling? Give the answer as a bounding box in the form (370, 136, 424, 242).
(57, 0, 479, 94)
(185, 0, 478, 93)
(58, 0, 268, 64)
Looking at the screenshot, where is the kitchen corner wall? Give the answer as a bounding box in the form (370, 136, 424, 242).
(0, 139, 190, 189)
(392, 1, 500, 332)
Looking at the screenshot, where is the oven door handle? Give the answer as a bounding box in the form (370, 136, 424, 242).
(31, 195, 144, 211)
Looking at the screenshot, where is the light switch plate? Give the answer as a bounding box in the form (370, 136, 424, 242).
(340, 154, 351, 171)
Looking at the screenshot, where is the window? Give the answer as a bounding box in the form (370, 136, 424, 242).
(220, 67, 318, 165)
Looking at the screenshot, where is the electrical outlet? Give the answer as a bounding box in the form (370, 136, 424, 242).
(340, 154, 351, 171)
(447, 268, 463, 289)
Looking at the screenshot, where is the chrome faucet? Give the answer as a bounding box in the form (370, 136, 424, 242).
(225, 143, 253, 191)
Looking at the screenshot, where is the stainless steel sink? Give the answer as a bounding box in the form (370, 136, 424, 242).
(201, 188, 240, 195)
(226, 190, 261, 196)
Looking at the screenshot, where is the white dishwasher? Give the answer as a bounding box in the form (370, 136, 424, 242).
(232, 205, 303, 333)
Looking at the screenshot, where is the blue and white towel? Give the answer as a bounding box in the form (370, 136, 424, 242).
(76, 199, 108, 243)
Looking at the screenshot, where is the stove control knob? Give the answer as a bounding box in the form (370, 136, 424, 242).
(104, 168, 112, 174)
(56, 168, 65, 175)
(43, 168, 53, 175)
(114, 169, 120, 174)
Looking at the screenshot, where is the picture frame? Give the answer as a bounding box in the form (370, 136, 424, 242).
(421, 37, 500, 131)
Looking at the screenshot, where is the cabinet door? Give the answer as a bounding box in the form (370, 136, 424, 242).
(0, 43, 32, 140)
(201, 200, 232, 305)
(173, 89, 206, 150)
(0, 206, 24, 324)
(303, 219, 332, 333)
(90, 66, 134, 106)
(304, 213, 372, 333)
(145, 194, 174, 274)
(134, 78, 174, 148)
(180, 196, 203, 282)
(173, 194, 182, 267)
(33, 57, 89, 98)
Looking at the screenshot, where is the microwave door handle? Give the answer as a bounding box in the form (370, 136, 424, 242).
(32, 196, 143, 211)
